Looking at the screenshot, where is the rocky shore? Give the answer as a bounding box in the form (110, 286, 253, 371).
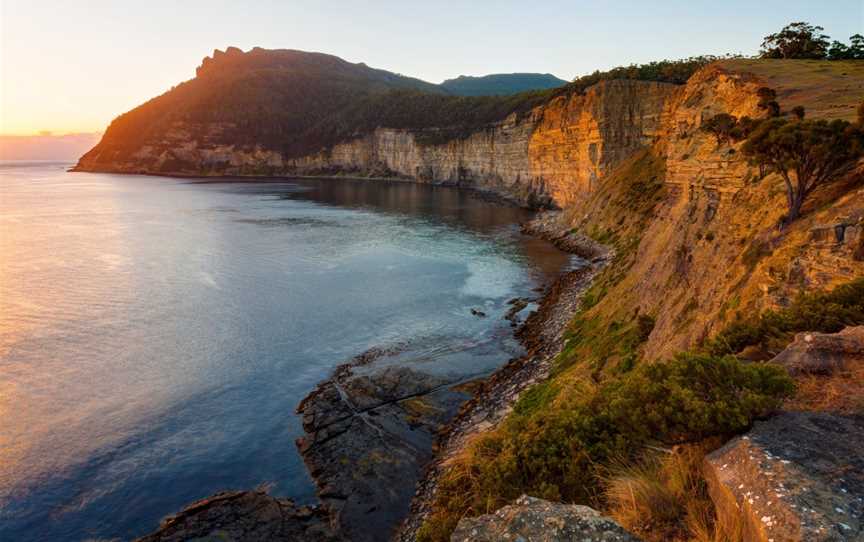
(293, 210, 606, 542)
(136, 211, 602, 542)
(398, 212, 608, 540)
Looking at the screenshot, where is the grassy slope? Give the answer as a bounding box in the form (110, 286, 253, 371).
(720, 59, 864, 121)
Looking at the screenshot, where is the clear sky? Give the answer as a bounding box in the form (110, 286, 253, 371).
(1, 0, 861, 135)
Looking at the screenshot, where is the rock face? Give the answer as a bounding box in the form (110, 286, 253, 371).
(136, 490, 342, 541)
(450, 495, 641, 542)
(289, 79, 675, 208)
(771, 327, 864, 375)
(705, 412, 864, 542)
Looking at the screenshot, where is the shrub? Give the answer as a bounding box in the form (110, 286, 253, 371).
(559, 56, 728, 97)
(701, 113, 738, 146)
(755, 87, 780, 118)
(708, 277, 864, 357)
(416, 354, 793, 541)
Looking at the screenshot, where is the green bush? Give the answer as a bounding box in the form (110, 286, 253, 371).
(416, 354, 793, 542)
(708, 277, 864, 356)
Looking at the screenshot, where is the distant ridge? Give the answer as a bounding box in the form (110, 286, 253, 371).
(75, 47, 564, 170)
(440, 73, 568, 96)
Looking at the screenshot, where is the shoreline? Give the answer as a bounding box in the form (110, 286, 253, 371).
(397, 212, 609, 540)
(135, 209, 601, 542)
(68, 167, 559, 212)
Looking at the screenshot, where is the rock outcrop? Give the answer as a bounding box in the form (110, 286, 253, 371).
(296, 352, 469, 542)
(705, 412, 864, 542)
(450, 495, 641, 542)
(136, 490, 342, 542)
(771, 327, 864, 376)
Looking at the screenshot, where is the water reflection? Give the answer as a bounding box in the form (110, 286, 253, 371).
(0, 166, 571, 541)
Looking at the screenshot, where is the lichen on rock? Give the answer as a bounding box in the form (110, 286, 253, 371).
(704, 412, 864, 542)
(450, 495, 641, 542)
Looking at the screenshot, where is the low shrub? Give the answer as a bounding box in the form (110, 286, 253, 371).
(416, 354, 793, 541)
(708, 277, 864, 356)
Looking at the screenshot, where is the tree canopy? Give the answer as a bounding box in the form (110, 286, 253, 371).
(761, 22, 864, 60)
(760, 22, 830, 59)
(741, 117, 864, 224)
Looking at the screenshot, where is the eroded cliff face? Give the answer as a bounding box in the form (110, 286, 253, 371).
(286, 80, 675, 207)
(75, 80, 676, 208)
(564, 63, 864, 360)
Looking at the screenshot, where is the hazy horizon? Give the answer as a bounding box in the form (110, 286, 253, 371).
(1, 0, 861, 137)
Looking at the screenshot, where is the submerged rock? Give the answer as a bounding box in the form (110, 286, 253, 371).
(450, 495, 641, 541)
(136, 490, 341, 541)
(705, 411, 864, 541)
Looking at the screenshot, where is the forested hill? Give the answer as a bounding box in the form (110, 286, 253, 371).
(76, 47, 568, 166)
(439, 73, 568, 96)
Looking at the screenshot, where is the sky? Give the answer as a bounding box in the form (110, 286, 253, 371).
(1, 0, 861, 136)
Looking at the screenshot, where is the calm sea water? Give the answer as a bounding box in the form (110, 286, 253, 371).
(0, 162, 570, 541)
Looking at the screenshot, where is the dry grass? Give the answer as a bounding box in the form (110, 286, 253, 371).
(787, 362, 864, 414)
(720, 59, 864, 121)
(603, 440, 744, 542)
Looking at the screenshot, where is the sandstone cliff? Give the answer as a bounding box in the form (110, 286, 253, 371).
(76, 58, 864, 359)
(566, 60, 864, 360)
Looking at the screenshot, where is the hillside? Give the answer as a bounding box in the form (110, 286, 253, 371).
(404, 59, 864, 541)
(74, 50, 721, 180)
(74, 48, 568, 173)
(439, 73, 567, 96)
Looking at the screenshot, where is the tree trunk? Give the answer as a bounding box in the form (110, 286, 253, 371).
(787, 188, 806, 224)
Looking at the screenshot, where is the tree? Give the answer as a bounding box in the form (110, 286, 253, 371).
(828, 34, 864, 60)
(828, 40, 851, 60)
(756, 87, 781, 117)
(760, 22, 830, 59)
(791, 106, 806, 120)
(701, 113, 738, 146)
(742, 118, 864, 225)
(851, 34, 864, 58)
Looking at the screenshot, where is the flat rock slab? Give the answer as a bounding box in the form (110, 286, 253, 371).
(136, 490, 342, 541)
(771, 326, 864, 375)
(451, 495, 641, 541)
(705, 411, 864, 541)
(297, 354, 471, 542)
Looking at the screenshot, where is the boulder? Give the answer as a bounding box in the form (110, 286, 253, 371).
(136, 490, 342, 541)
(771, 326, 864, 375)
(705, 412, 864, 542)
(450, 495, 641, 542)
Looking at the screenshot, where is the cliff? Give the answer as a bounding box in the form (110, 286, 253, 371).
(566, 60, 864, 360)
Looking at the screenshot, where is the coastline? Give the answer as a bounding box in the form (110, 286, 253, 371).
(398, 212, 609, 540)
(136, 209, 604, 542)
(289, 210, 602, 542)
(68, 167, 558, 211)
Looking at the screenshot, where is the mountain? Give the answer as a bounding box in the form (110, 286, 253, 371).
(75, 47, 559, 172)
(439, 73, 568, 96)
